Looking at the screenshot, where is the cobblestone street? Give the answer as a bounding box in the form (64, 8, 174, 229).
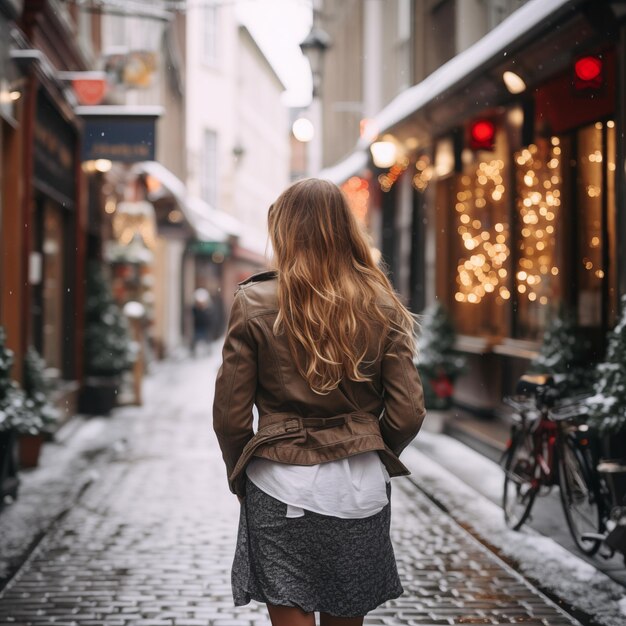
(0, 355, 584, 626)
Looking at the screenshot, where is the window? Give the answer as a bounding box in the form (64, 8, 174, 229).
(513, 137, 565, 339)
(426, 0, 456, 74)
(203, 5, 218, 65)
(576, 122, 615, 327)
(488, 0, 530, 30)
(513, 121, 616, 339)
(446, 127, 511, 338)
(396, 0, 412, 91)
(201, 130, 217, 207)
(41, 203, 65, 373)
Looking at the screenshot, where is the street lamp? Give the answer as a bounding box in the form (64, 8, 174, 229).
(299, 25, 331, 99)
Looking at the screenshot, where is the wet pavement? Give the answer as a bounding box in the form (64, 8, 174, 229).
(0, 354, 584, 625)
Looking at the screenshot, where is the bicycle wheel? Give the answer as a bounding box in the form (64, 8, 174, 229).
(558, 432, 604, 555)
(503, 426, 538, 530)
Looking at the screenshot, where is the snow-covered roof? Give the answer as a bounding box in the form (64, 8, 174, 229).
(134, 161, 243, 243)
(358, 0, 578, 149)
(238, 24, 287, 92)
(319, 0, 581, 184)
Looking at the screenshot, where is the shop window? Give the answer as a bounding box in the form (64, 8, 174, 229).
(513, 137, 565, 339)
(577, 124, 604, 327)
(448, 128, 510, 338)
(571, 121, 617, 329)
(42, 204, 65, 374)
(512, 121, 616, 340)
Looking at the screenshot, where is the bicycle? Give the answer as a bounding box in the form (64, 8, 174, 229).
(500, 374, 604, 555)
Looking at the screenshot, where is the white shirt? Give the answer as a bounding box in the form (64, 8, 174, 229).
(245, 451, 391, 519)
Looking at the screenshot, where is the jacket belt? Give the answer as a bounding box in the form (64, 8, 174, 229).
(257, 411, 378, 433)
(228, 410, 407, 498)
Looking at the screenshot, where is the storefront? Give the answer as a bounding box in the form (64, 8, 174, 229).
(30, 88, 80, 382)
(325, 0, 626, 415)
(430, 26, 619, 411)
(0, 0, 90, 419)
(0, 0, 23, 373)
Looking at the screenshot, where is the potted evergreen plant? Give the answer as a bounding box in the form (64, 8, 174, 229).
(79, 261, 132, 416)
(528, 305, 594, 395)
(15, 347, 61, 468)
(414, 303, 466, 417)
(0, 327, 20, 506)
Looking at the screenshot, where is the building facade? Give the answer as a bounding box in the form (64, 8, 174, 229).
(318, 0, 625, 417)
(0, 0, 93, 417)
(185, 3, 289, 311)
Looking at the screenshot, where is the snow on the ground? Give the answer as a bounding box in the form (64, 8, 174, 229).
(402, 439, 626, 626)
(416, 429, 505, 500)
(0, 410, 136, 587)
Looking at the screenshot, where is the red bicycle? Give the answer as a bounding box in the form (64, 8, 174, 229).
(501, 375, 603, 555)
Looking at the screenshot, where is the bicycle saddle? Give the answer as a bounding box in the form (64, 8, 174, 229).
(515, 374, 555, 396)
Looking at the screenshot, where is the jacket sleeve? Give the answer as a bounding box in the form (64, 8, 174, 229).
(380, 317, 426, 457)
(213, 288, 256, 490)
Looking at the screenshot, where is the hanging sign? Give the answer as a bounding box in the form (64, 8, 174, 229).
(77, 105, 163, 163)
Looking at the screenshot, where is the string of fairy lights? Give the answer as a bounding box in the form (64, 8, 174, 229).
(513, 139, 561, 306)
(357, 121, 613, 311)
(454, 159, 511, 304)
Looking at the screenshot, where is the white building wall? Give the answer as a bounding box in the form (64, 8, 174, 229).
(186, 9, 289, 270)
(185, 3, 238, 212)
(234, 27, 289, 255)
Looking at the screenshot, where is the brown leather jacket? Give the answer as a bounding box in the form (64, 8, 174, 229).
(213, 270, 426, 496)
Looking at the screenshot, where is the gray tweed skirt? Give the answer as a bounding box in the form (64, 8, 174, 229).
(232, 474, 403, 617)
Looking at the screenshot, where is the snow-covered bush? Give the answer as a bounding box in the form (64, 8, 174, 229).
(588, 295, 626, 435)
(529, 305, 593, 394)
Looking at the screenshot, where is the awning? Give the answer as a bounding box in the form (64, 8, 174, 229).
(357, 0, 582, 149)
(133, 160, 243, 243)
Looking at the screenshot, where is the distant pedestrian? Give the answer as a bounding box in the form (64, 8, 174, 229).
(191, 288, 213, 356)
(213, 178, 426, 626)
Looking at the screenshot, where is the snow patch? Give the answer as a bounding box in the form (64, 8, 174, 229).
(402, 442, 626, 626)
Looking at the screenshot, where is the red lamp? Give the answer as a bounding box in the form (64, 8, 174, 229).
(469, 119, 496, 151)
(574, 56, 603, 91)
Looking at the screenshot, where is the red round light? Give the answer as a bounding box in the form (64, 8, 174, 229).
(471, 120, 495, 143)
(575, 56, 602, 82)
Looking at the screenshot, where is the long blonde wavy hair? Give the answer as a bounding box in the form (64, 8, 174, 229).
(267, 178, 417, 395)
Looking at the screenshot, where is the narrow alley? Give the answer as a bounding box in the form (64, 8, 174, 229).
(0, 354, 590, 626)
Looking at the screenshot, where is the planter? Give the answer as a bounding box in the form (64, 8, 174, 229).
(18, 433, 45, 469)
(78, 375, 120, 416)
(0, 429, 19, 509)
